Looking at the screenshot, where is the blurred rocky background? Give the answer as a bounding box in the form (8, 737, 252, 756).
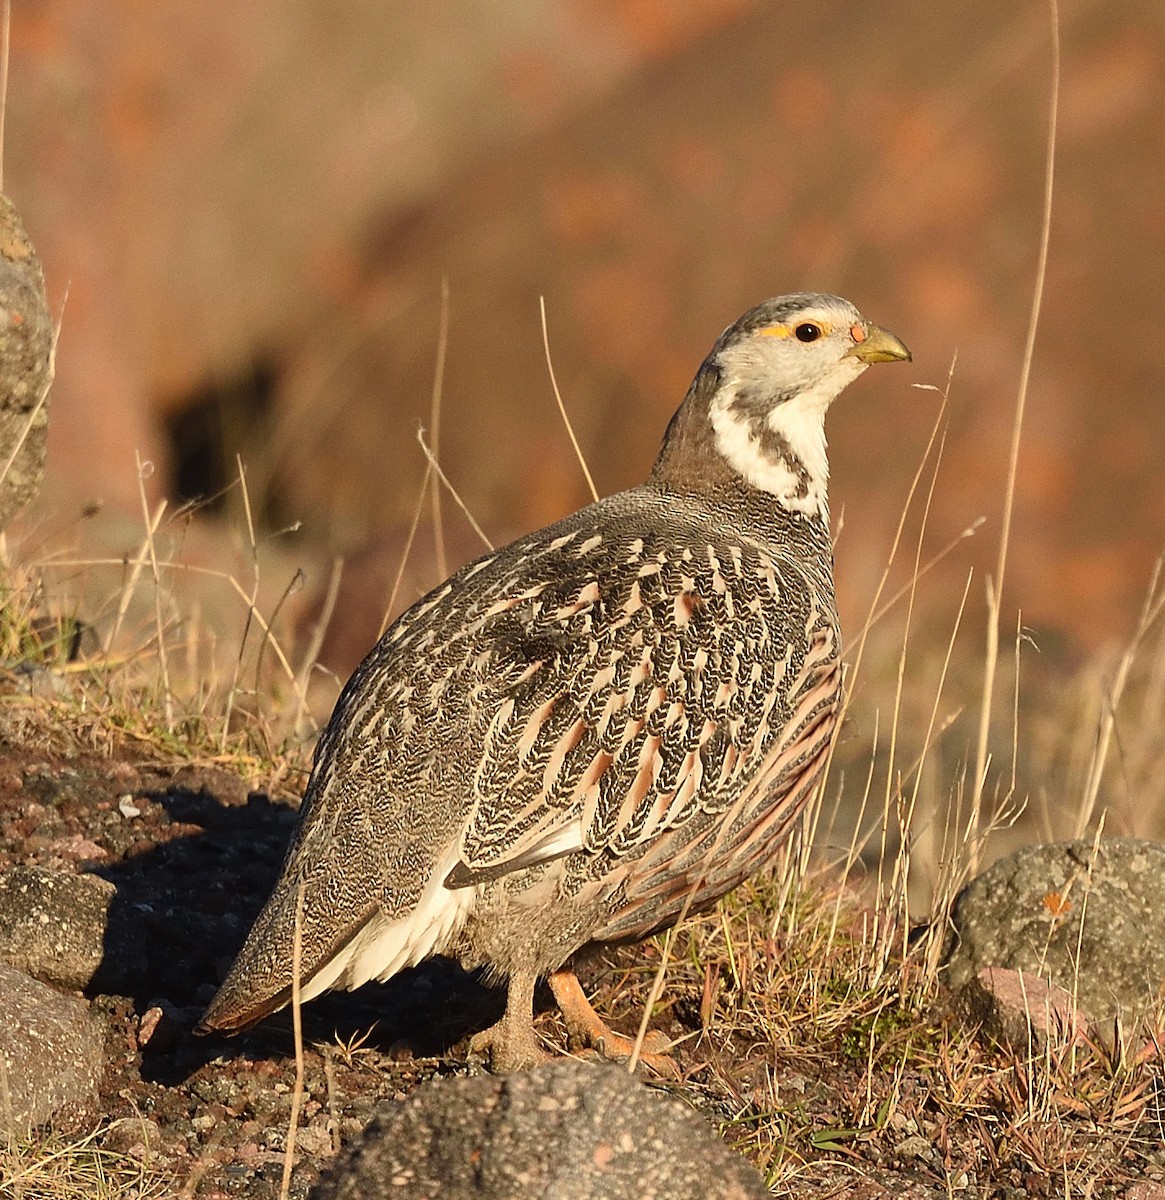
(5, 1, 1164, 832)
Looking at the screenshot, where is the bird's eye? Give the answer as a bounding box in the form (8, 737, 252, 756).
(794, 322, 822, 343)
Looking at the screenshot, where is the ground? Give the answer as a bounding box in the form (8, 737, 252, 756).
(1, 705, 1162, 1199)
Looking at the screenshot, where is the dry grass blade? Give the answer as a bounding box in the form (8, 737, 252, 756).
(5, 2, 1161, 1188)
(102, 494, 167, 658)
(540, 296, 598, 503)
(429, 278, 451, 580)
(818, 365, 951, 813)
(280, 882, 307, 1200)
(377, 459, 434, 641)
(905, 566, 973, 938)
(134, 454, 175, 731)
(293, 555, 343, 736)
(1075, 558, 1165, 837)
(971, 0, 1060, 819)
(0, 289, 60, 495)
(0, 1125, 172, 1199)
(416, 426, 493, 552)
(881, 427, 949, 837)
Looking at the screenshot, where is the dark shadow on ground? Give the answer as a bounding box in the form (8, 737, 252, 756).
(88, 779, 505, 1086)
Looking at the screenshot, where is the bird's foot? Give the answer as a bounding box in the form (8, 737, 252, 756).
(467, 1016, 549, 1073)
(548, 968, 680, 1079)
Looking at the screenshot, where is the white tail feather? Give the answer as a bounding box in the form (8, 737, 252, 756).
(300, 846, 478, 1001)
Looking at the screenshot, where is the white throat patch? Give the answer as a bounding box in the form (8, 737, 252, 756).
(709, 348, 867, 519)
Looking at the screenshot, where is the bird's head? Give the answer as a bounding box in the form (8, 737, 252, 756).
(651, 293, 911, 520)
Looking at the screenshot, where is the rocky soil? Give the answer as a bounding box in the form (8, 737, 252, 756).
(1, 735, 802, 1197)
(1, 724, 1163, 1198)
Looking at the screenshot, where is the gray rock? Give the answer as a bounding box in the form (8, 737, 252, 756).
(0, 961, 104, 1134)
(944, 838, 1165, 1028)
(311, 1059, 769, 1200)
(0, 866, 115, 990)
(0, 194, 53, 530)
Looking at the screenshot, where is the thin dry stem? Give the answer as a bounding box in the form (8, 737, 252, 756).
(0, 1050, 16, 1200)
(135, 455, 175, 731)
(1076, 558, 1165, 836)
(882, 430, 948, 828)
(293, 556, 343, 736)
(378, 459, 434, 641)
(904, 569, 974, 922)
(416, 426, 493, 551)
(103, 499, 168, 657)
(820, 367, 951, 799)
(280, 883, 307, 1200)
(540, 296, 598, 503)
(972, 0, 1060, 814)
(220, 460, 262, 750)
(429, 278, 451, 580)
(255, 567, 308, 723)
(861, 515, 983, 637)
(0, 309, 60, 494)
(628, 763, 776, 1072)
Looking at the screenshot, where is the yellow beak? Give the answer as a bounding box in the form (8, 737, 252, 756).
(848, 323, 912, 364)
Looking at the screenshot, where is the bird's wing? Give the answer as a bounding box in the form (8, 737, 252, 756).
(444, 527, 838, 887)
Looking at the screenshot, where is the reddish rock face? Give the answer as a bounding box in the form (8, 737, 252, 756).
(8, 1, 1165, 654)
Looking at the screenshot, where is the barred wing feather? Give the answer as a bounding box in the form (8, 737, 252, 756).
(445, 528, 839, 892)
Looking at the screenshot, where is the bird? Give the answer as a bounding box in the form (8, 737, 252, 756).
(197, 293, 911, 1071)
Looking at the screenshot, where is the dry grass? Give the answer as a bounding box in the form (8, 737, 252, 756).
(5, 315, 1165, 1198)
(0, 475, 323, 788)
(633, 833, 1165, 1192)
(5, 315, 1165, 1200)
(0, 1124, 172, 1200)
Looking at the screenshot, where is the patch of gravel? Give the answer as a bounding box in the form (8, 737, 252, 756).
(0, 741, 472, 1195)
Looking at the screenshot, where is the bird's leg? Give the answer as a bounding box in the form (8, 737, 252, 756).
(548, 967, 678, 1077)
(468, 966, 547, 1071)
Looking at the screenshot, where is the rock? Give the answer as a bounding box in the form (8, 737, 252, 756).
(0, 866, 115, 990)
(1125, 1184, 1165, 1200)
(0, 194, 53, 530)
(892, 1133, 938, 1166)
(944, 838, 1165, 1028)
(311, 1059, 769, 1200)
(955, 967, 1089, 1051)
(0, 961, 104, 1134)
(102, 1114, 167, 1161)
(137, 999, 184, 1053)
